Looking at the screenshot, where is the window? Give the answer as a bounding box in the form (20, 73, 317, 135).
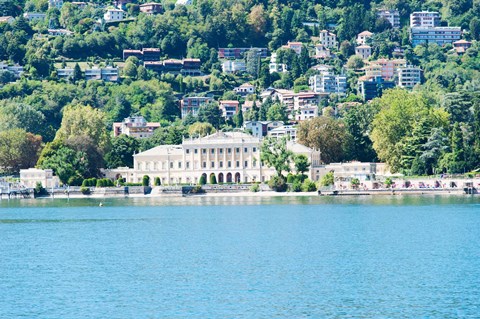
(170, 162, 173, 169)
(228, 161, 231, 168)
(211, 161, 214, 168)
(253, 147, 257, 152)
(202, 149, 206, 154)
(244, 147, 248, 152)
(220, 149, 223, 154)
(186, 149, 190, 154)
(203, 162, 207, 168)
(244, 161, 248, 168)
(186, 162, 190, 169)
(236, 161, 240, 167)
(194, 149, 198, 154)
(236, 148, 240, 153)
(211, 149, 215, 154)
(178, 162, 182, 169)
(227, 148, 231, 154)
(220, 161, 223, 168)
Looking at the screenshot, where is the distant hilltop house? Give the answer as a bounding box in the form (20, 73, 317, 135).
(0, 16, 14, 24)
(103, 131, 323, 185)
(282, 41, 303, 55)
(453, 39, 472, 54)
(356, 31, 374, 45)
(123, 48, 161, 61)
(355, 45, 372, 60)
(139, 2, 163, 15)
(244, 120, 285, 139)
(0, 62, 24, 79)
(314, 44, 331, 59)
(364, 58, 407, 81)
(48, 29, 74, 36)
(48, 0, 63, 10)
(309, 72, 347, 96)
(217, 47, 268, 60)
(318, 30, 338, 48)
(397, 65, 422, 89)
(410, 11, 440, 28)
(233, 83, 255, 96)
(114, 0, 132, 10)
(113, 116, 161, 139)
(377, 9, 400, 28)
(104, 9, 125, 22)
(222, 60, 246, 74)
(268, 125, 297, 141)
(143, 58, 201, 76)
(219, 100, 240, 119)
(56, 66, 119, 82)
(180, 96, 213, 118)
(23, 12, 46, 21)
(176, 0, 192, 6)
(409, 11, 461, 47)
(269, 53, 287, 74)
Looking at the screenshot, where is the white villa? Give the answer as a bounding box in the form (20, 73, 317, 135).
(104, 132, 322, 185)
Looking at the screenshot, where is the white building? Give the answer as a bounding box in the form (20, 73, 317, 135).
(244, 121, 284, 139)
(397, 65, 422, 89)
(48, 0, 63, 10)
(48, 29, 74, 36)
(377, 9, 400, 28)
(282, 41, 303, 55)
(293, 92, 321, 121)
(23, 12, 46, 21)
(176, 0, 192, 5)
(269, 53, 287, 73)
(309, 73, 347, 95)
(268, 125, 297, 141)
(104, 132, 323, 184)
(357, 31, 374, 45)
(0, 62, 24, 78)
(57, 68, 74, 79)
(20, 168, 60, 188)
(314, 44, 331, 59)
(410, 11, 440, 28)
(104, 9, 125, 22)
(180, 96, 213, 118)
(318, 30, 338, 48)
(113, 116, 160, 138)
(0, 16, 14, 24)
(219, 100, 239, 119)
(233, 83, 255, 96)
(410, 26, 462, 47)
(355, 45, 372, 60)
(222, 60, 246, 73)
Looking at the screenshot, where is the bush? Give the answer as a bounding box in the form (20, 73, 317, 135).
(384, 177, 393, 188)
(351, 178, 360, 189)
(142, 175, 150, 186)
(268, 175, 288, 192)
(80, 187, 90, 195)
(210, 174, 217, 184)
(320, 172, 334, 187)
(286, 173, 294, 183)
(291, 181, 302, 192)
(154, 177, 161, 186)
(250, 183, 260, 192)
(190, 185, 205, 194)
(199, 174, 207, 185)
(302, 179, 317, 192)
(125, 182, 142, 186)
(67, 175, 83, 186)
(117, 178, 125, 186)
(34, 182, 47, 197)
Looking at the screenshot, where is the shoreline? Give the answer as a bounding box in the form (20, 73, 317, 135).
(30, 188, 471, 200)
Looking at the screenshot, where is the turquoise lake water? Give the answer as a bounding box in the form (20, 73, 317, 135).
(1, 195, 479, 318)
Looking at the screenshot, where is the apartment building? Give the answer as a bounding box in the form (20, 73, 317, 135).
(104, 9, 125, 22)
(23, 12, 46, 20)
(309, 73, 347, 95)
(219, 101, 240, 119)
(357, 31, 374, 45)
(377, 9, 400, 28)
(358, 76, 395, 101)
(217, 48, 268, 59)
(269, 53, 287, 73)
(364, 59, 406, 80)
(244, 121, 284, 139)
(139, 2, 163, 15)
(397, 65, 422, 89)
(222, 60, 246, 73)
(112, 116, 161, 138)
(0, 62, 24, 78)
(410, 11, 440, 28)
(180, 97, 213, 118)
(268, 125, 297, 141)
(410, 26, 462, 47)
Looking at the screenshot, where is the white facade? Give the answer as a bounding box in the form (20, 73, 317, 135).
(104, 9, 125, 22)
(48, 0, 63, 9)
(309, 73, 347, 95)
(0, 62, 24, 78)
(23, 12, 46, 20)
(233, 83, 255, 96)
(57, 68, 74, 79)
(222, 60, 246, 73)
(269, 53, 287, 74)
(244, 121, 284, 139)
(268, 125, 297, 141)
(377, 9, 400, 28)
(113, 116, 160, 138)
(283, 41, 303, 55)
(357, 31, 373, 45)
(318, 30, 338, 48)
(397, 65, 422, 89)
(355, 45, 372, 60)
(20, 168, 60, 188)
(104, 132, 323, 184)
(314, 44, 331, 59)
(410, 11, 440, 28)
(410, 27, 462, 47)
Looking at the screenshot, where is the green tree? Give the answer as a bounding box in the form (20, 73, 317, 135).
(260, 137, 293, 178)
(198, 103, 224, 128)
(320, 171, 334, 187)
(0, 129, 43, 174)
(72, 63, 82, 82)
(188, 122, 216, 137)
(104, 135, 140, 169)
(154, 177, 161, 186)
(294, 154, 310, 176)
(266, 103, 288, 121)
(209, 174, 217, 184)
(199, 174, 206, 185)
(470, 17, 480, 41)
(142, 175, 150, 186)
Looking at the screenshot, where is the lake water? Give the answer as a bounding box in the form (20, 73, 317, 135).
(1, 195, 479, 318)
